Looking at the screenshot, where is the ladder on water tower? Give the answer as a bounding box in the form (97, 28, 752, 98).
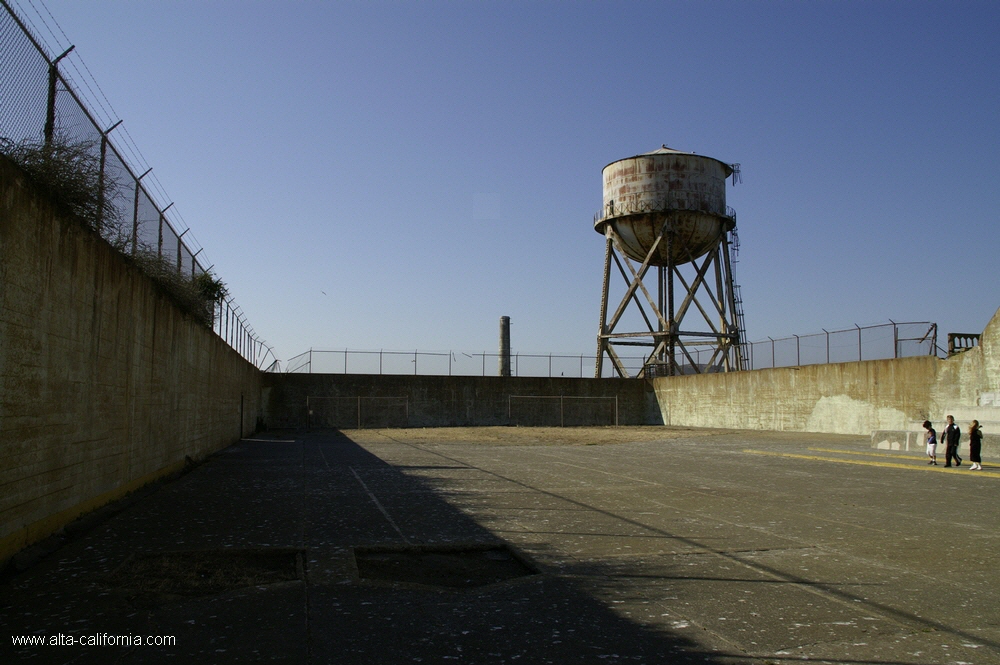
(729, 227, 750, 371)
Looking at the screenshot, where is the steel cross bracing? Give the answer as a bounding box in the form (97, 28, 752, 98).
(596, 218, 745, 378)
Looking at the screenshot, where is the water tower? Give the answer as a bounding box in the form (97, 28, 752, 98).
(594, 146, 747, 377)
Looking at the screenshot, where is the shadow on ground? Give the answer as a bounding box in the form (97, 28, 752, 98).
(2, 431, 738, 664)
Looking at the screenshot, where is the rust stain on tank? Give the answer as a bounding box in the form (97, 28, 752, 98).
(595, 147, 734, 267)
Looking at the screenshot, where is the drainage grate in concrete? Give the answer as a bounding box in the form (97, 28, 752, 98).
(353, 543, 538, 590)
(107, 549, 302, 596)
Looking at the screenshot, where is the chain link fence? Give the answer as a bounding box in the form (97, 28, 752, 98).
(287, 321, 939, 377)
(285, 349, 644, 378)
(745, 321, 939, 370)
(1, 0, 275, 369)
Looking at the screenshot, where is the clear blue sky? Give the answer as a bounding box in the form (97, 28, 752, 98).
(14, 0, 1000, 364)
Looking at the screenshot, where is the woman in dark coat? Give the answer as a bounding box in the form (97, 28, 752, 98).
(969, 420, 983, 471)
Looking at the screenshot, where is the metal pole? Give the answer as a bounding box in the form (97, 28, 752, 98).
(596, 236, 613, 378)
(191, 247, 203, 277)
(856, 324, 862, 361)
(96, 120, 121, 233)
(794, 335, 800, 366)
(132, 168, 153, 256)
(822, 329, 829, 364)
(44, 46, 75, 145)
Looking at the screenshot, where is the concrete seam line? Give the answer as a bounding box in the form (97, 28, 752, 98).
(349, 467, 410, 544)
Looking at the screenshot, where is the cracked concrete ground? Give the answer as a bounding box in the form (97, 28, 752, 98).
(3, 426, 998, 664)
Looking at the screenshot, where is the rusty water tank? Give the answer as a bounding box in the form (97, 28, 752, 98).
(594, 146, 734, 266)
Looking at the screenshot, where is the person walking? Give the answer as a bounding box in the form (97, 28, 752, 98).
(968, 420, 983, 470)
(943, 415, 962, 467)
(924, 420, 938, 465)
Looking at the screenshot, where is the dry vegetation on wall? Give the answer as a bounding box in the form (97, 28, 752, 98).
(1, 135, 226, 327)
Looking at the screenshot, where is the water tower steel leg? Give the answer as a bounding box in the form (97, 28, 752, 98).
(713, 251, 733, 371)
(596, 236, 613, 378)
(666, 229, 676, 375)
(720, 233, 744, 370)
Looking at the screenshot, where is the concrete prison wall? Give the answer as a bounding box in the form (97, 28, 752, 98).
(652, 305, 1000, 452)
(0, 155, 262, 567)
(262, 373, 662, 429)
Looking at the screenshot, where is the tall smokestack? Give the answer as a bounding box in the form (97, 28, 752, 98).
(499, 316, 511, 377)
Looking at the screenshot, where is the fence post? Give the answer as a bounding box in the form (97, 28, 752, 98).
(96, 120, 122, 232)
(856, 324, 862, 361)
(768, 337, 775, 368)
(794, 335, 800, 366)
(890, 319, 899, 358)
(132, 168, 152, 255)
(44, 46, 74, 145)
(414, 350, 417, 375)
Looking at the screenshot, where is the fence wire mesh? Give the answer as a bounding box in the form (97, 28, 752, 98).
(1, 0, 274, 369)
(286, 321, 938, 378)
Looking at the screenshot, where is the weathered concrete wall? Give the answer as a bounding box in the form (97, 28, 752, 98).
(653, 306, 1000, 453)
(262, 373, 661, 429)
(0, 156, 262, 566)
(653, 356, 939, 434)
(913, 305, 1000, 453)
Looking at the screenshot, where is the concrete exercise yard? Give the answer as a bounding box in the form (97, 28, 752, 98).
(3, 426, 998, 664)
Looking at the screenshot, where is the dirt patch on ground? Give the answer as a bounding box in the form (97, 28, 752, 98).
(342, 425, 729, 447)
(337, 426, 868, 448)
